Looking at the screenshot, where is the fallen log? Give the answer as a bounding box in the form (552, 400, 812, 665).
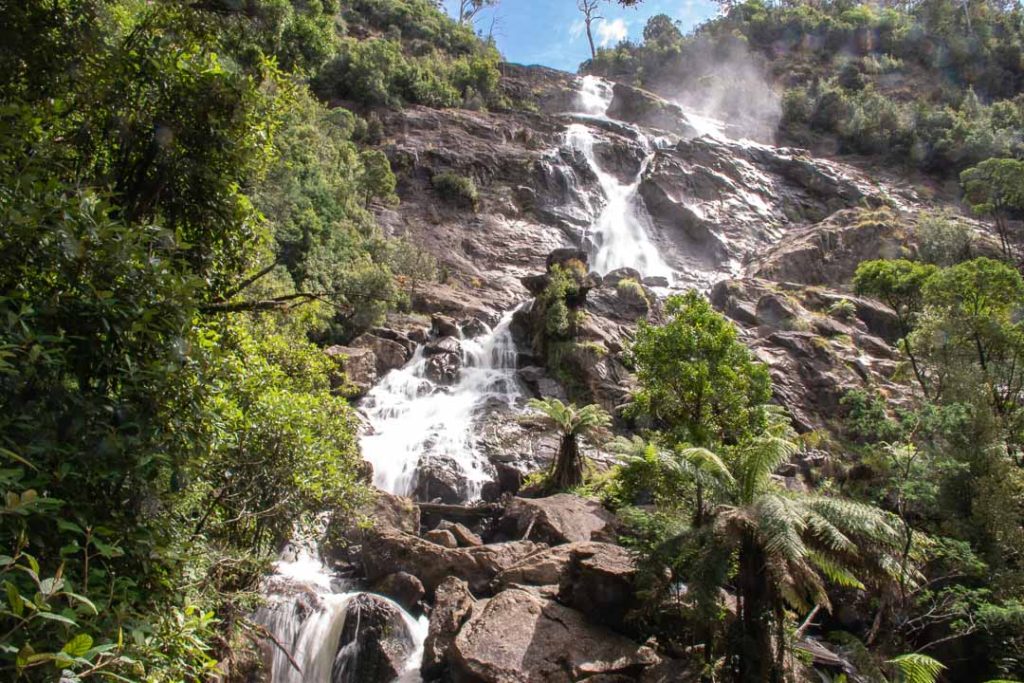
(416, 502, 504, 522)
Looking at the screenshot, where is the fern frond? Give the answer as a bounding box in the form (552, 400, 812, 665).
(887, 653, 945, 683)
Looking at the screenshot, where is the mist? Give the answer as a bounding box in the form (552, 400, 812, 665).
(647, 36, 782, 144)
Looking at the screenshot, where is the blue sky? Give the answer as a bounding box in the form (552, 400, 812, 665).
(441, 0, 720, 72)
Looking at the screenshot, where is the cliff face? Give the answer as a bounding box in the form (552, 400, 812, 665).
(362, 63, 966, 445)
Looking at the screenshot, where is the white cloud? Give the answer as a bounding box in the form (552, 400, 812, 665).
(596, 18, 629, 47)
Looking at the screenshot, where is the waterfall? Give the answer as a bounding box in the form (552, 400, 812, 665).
(564, 123, 673, 279)
(569, 77, 673, 279)
(255, 547, 428, 683)
(359, 308, 523, 501)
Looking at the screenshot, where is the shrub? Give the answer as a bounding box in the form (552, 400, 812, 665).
(917, 211, 973, 266)
(431, 171, 479, 209)
(616, 277, 650, 305)
(828, 297, 857, 320)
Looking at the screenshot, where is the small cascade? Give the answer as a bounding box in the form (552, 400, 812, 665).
(567, 76, 674, 279)
(359, 308, 523, 501)
(255, 546, 427, 683)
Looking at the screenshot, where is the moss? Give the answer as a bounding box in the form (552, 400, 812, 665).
(616, 277, 650, 306)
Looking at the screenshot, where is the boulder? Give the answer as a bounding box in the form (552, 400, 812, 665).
(642, 275, 670, 288)
(438, 520, 484, 547)
(546, 247, 589, 271)
(369, 491, 421, 534)
(450, 588, 659, 682)
(332, 594, 414, 683)
(360, 527, 544, 596)
(424, 336, 462, 356)
(413, 455, 470, 504)
(371, 572, 425, 616)
(424, 352, 462, 385)
(755, 293, 799, 328)
(493, 541, 637, 630)
(352, 333, 411, 374)
(425, 528, 459, 549)
(421, 577, 477, 680)
(324, 345, 378, 397)
(432, 314, 461, 338)
(500, 494, 619, 545)
(602, 267, 643, 287)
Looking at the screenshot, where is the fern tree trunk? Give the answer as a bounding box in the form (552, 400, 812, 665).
(551, 432, 583, 490)
(736, 534, 780, 683)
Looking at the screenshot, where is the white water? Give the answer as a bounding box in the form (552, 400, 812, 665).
(256, 547, 428, 683)
(360, 309, 523, 500)
(569, 76, 673, 279)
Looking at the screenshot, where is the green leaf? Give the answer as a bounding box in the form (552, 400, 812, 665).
(62, 633, 93, 657)
(36, 611, 77, 626)
(6, 581, 24, 617)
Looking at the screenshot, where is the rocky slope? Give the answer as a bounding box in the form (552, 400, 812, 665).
(257, 64, 986, 683)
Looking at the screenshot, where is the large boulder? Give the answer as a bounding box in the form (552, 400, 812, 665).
(360, 527, 544, 596)
(325, 345, 378, 397)
(500, 494, 619, 545)
(352, 333, 411, 375)
(371, 572, 425, 616)
(421, 577, 477, 680)
(450, 588, 659, 682)
(412, 455, 471, 504)
(494, 541, 637, 631)
(332, 594, 415, 683)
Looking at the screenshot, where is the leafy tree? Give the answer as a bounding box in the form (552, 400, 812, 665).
(854, 259, 939, 396)
(527, 398, 611, 490)
(628, 291, 772, 448)
(960, 158, 1024, 262)
(635, 412, 906, 682)
(359, 149, 398, 206)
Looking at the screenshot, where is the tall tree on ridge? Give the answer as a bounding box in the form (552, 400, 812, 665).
(577, 0, 604, 59)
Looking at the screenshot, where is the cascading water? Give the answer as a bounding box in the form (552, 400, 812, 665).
(359, 308, 523, 500)
(568, 76, 673, 279)
(255, 545, 428, 683)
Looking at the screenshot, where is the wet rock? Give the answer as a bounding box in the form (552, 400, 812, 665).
(422, 577, 476, 680)
(494, 541, 637, 630)
(546, 247, 589, 271)
(425, 528, 459, 549)
(431, 314, 461, 339)
(518, 365, 567, 400)
(500, 494, 619, 545)
(461, 317, 489, 338)
(413, 455, 470, 504)
(642, 275, 669, 288)
(602, 267, 642, 287)
(424, 336, 462, 356)
(438, 521, 484, 547)
(424, 352, 462, 385)
(607, 82, 691, 135)
(352, 333, 411, 375)
(324, 345, 378, 397)
(450, 588, 659, 682)
(361, 527, 544, 597)
(332, 594, 414, 683)
(371, 572, 425, 616)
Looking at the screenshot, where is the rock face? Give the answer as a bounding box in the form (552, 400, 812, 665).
(422, 577, 477, 680)
(450, 588, 659, 682)
(325, 345, 378, 397)
(413, 455, 472, 504)
(494, 541, 637, 631)
(500, 494, 619, 545)
(361, 527, 543, 596)
(371, 571, 425, 616)
(352, 333, 411, 375)
(332, 594, 414, 683)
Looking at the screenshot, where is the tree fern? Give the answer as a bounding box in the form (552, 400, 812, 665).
(886, 653, 945, 683)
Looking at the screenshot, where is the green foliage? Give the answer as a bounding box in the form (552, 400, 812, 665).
(887, 653, 946, 683)
(589, 0, 1024, 178)
(961, 158, 1024, 260)
(431, 171, 480, 209)
(527, 398, 611, 490)
(917, 211, 973, 267)
(628, 290, 772, 448)
(0, 1, 392, 678)
(828, 297, 857, 321)
(311, 0, 503, 109)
